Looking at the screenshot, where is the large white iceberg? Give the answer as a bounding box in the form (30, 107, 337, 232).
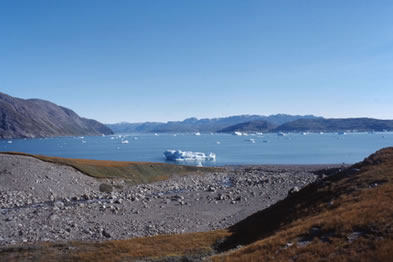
(164, 150, 216, 161)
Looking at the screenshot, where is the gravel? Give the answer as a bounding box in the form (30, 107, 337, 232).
(0, 154, 335, 246)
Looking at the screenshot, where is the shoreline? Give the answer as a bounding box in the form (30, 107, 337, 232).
(1, 151, 351, 168)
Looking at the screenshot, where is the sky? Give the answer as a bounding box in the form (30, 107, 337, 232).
(1, 0, 393, 123)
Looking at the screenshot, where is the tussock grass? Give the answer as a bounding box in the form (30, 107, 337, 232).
(1, 152, 219, 184)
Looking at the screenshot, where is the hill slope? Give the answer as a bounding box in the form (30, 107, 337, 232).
(1, 147, 392, 261)
(0, 92, 113, 139)
(275, 117, 393, 132)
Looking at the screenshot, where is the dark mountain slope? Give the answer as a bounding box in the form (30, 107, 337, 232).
(0, 92, 113, 139)
(217, 120, 276, 133)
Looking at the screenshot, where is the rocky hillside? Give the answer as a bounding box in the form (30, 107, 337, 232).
(0, 92, 113, 139)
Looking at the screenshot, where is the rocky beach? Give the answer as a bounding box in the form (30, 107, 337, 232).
(0, 154, 337, 246)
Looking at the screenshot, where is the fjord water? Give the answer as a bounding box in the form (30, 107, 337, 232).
(1, 133, 393, 166)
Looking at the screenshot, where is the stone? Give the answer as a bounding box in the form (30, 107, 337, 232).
(54, 201, 64, 209)
(102, 229, 111, 238)
(288, 187, 300, 195)
(49, 214, 59, 221)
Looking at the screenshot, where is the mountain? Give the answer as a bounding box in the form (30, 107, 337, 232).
(107, 114, 320, 133)
(217, 120, 276, 133)
(274, 118, 393, 132)
(0, 92, 113, 139)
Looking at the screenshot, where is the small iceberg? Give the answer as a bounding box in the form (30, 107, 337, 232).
(216, 141, 221, 144)
(246, 138, 256, 143)
(193, 132, 201, 136)
(154, 133, 159, 136)
(164, 150, 216, 162)
(277, 132, 287, 136)
(7, 141, 12, 144)
(121, 140, 129, 144)
(233, 131, 243, 136)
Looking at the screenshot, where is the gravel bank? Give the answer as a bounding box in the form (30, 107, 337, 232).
(0, 154, 339, 246)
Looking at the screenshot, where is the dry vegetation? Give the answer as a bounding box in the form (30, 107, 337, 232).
(0, 230, 230, 262)
(1, 152, 218, 184)
(210, 147, 393, 261)
(1, 148, 393, 261)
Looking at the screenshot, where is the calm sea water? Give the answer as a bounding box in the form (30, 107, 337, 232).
(1, 132, 393, 166)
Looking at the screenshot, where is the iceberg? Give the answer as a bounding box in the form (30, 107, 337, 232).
(246, 138, 256, 143)
(164, 150, 216, 162)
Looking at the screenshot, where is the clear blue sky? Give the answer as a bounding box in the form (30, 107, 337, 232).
(1, 0, 393, 123)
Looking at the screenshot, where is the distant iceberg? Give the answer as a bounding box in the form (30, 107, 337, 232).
(246, 138, 256, 143)
(164, 150, 216, 162)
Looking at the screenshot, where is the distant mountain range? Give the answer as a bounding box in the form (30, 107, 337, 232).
(0, 92, 113, 139)
(106, 114, 320, 133)
(108, 115, 393, 134)
(2, 91, 391, 139)
(274, 118, 393, 132)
